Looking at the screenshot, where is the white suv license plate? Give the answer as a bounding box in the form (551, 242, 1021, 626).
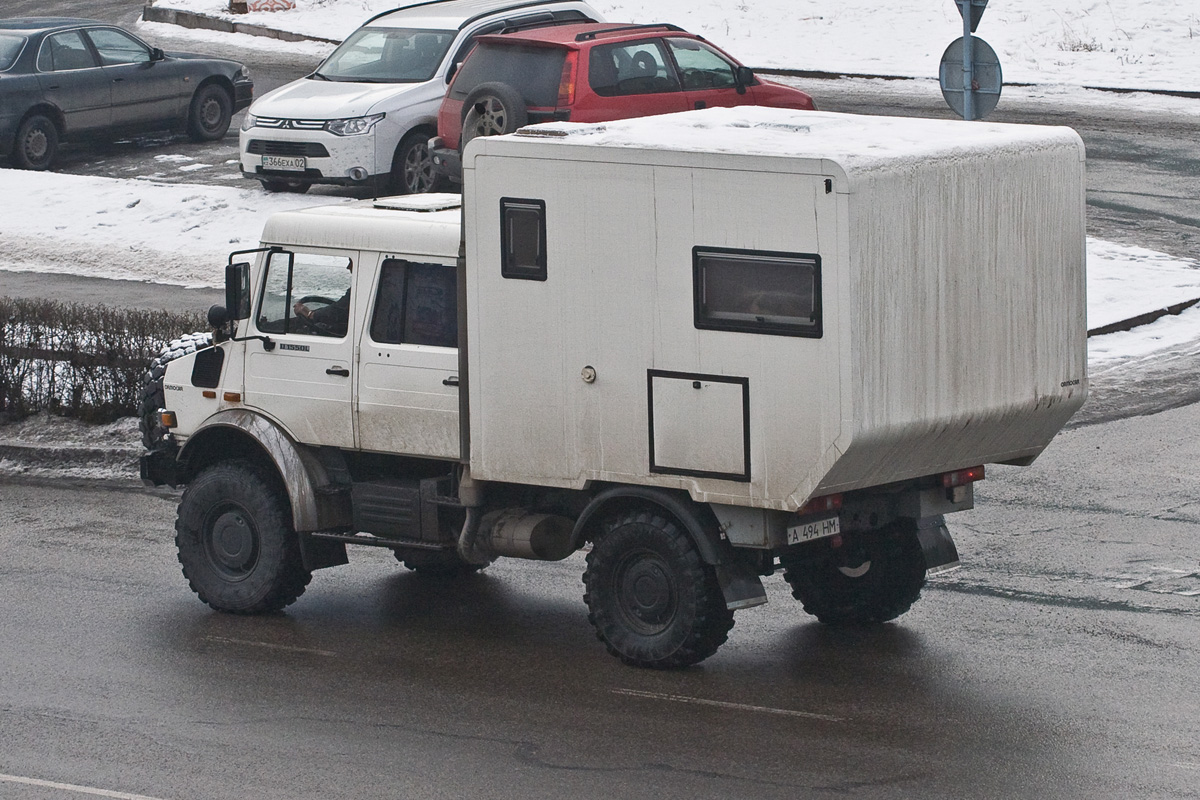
(262, 155, 306, 171)
(787, 515, 841, 545)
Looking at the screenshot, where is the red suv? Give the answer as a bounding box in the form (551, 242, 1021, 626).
(429, 22, 815, 181)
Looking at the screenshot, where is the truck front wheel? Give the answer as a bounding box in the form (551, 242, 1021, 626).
(780, 521, 926, 625)
(583, 511, 733, 669)
(175, 460, 311, 613)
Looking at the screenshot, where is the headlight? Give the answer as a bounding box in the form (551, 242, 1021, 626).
(235, 66, 251, 82)
(325, 113, 385, 136)
(241, 113, 256, 131)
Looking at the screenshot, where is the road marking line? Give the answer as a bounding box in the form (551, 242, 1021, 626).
(611, 688, 843, 722)
(0, 773, 171, 800)
(202, 635, 335, 657)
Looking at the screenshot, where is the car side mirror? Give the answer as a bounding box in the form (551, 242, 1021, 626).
(735, 65, 754, 94)
(447, 61, 460, 82)
(225, 261, 251, 321)
(150, 47, 165, 62)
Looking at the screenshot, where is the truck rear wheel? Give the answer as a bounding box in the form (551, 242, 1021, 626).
(583, 511, 733, 669)
(175, 460, 311, 614)
(138, 332, 212, 451)
(780, 521, 926, 625)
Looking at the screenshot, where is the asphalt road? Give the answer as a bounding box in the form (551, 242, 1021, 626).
(1, 401, 1198, 799)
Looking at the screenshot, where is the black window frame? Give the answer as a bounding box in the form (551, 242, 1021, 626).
(500, 197, 547, 281)
(692, 246, 823, 338)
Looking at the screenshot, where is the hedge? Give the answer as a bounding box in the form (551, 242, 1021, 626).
(0, 296, 207, 422)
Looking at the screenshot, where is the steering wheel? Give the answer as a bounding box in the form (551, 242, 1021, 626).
(293, 294, 338, 334)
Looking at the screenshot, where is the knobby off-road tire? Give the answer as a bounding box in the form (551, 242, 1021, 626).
(780, 520, 927, 625)
(175, 460, 311, 613)
(138, 331, 212, 451)
(583, 511, 734, 669)
(187, 83, 233, 142)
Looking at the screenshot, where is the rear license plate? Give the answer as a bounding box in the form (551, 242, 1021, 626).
(787, 515, 840, 545)
(262, 155, 306, 171)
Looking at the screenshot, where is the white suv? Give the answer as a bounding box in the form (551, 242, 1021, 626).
(239, 0, 601, 194)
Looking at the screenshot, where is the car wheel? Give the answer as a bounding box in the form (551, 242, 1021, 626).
(12, 114, 59, 170)
(460, 82, 528, 149)
(391, 131, 442, 194)
(259, 178, 311, 194)
(583, 510, 734, 668)
(187, 84, 233, 142)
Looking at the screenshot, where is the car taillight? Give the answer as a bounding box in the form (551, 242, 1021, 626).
(941, 466, 985, 488)
(797, 493, 842, 516)
(557, 50, 578, 107)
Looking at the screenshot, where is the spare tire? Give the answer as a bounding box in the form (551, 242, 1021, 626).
(460, 82, 528, 149)
(138, 331, 212, 451)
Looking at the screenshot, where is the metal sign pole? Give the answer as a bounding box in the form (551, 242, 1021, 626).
(960, 0, 975, 120)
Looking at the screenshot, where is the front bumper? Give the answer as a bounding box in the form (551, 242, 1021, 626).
(239, 125, 384, 187)
(140, 449, 181, 488)
(233, 78, 254, 113)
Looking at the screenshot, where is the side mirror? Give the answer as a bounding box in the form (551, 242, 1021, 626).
(150, 47, 165, 62)
(734, 65, 754, 94)
(225, 261, 251, 321)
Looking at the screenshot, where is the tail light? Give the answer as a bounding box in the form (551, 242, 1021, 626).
(557, 50, 578, 107)
(941, 466, 985, 488)
(797, 493, 842, 516)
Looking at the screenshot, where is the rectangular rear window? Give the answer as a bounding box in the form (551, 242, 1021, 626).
(449, 42, 566, 106)
(693, 247, 822, 337)
(500, 198, 547, 281)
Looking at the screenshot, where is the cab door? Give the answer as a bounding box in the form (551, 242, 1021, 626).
(243, 248, 357, 449)
(86, 27, 179, 127)
(355, 254, 461, 459)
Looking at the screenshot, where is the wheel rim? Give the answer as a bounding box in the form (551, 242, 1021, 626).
(470, 98, 508, 136)
(204, 505, 259, 580)
(614, 549, 677, 636)
(24, 126, 48, 161)
(402, 141, 435, 193)
(199, 97, 222, 132)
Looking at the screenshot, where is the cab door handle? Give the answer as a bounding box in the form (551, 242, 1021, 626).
(326, 366, 350, 377)
(442, 375, 459, 386)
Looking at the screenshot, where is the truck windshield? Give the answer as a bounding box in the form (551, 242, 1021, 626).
(315, 27, 454, 83)
(0, 34, 26, 70)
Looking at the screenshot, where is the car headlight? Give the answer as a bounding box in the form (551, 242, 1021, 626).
(241, 113, 257, 131)
(235, 66, 251, 82)
(325, 113, 385, 136)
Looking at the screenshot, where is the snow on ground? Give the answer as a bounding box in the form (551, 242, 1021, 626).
(151, 0, 1200, 92)
(0, 169, 339, 288)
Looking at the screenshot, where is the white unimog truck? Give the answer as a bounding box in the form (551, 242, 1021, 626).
(141, 107, 1087, 669)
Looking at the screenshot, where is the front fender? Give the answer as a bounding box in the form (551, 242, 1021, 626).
(180, 408, 350, 532)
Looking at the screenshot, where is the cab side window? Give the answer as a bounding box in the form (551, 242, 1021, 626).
(369, 259, 457, 348)
(38, 31, 98, 72)
(257, 250, 354, 337)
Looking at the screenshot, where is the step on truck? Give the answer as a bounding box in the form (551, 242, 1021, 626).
(141, 107, 1087, 668)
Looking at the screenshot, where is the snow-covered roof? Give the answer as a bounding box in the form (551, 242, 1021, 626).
(510, 107, 1084, 175)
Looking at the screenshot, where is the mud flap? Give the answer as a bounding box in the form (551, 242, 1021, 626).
(915, 516, 960, 575)
(716, 559, 768, 610)
(298, 533, 348, 572)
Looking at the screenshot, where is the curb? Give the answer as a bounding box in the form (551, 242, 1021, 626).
(0, 442, 139, 471)
(1087, 297, 1200, 338)
(141, 5, 339, 44)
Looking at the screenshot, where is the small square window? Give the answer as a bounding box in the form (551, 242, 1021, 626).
(693, 247, 822, 338)
(501, 197, 547, 281)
